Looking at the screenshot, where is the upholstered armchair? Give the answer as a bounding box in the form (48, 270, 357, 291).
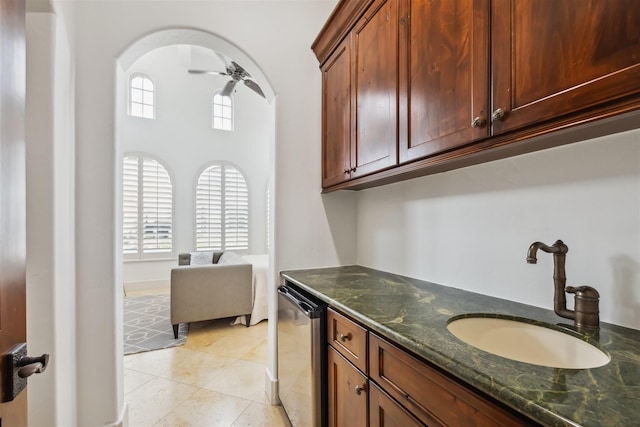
(170, 251, 253, 338)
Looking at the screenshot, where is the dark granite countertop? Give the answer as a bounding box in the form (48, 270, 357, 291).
(280, 265, 640, 427)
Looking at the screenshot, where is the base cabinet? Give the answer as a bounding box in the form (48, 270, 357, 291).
(369, 383, 425, 427)
(369, 334, 531, 427)
(326, 308, 537, 427)
(328, 346, 368, 427)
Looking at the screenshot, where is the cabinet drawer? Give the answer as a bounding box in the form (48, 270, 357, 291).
(369, 382, 426, 427)
(328, 308, 368, 373)
(369, 333, 531, 427)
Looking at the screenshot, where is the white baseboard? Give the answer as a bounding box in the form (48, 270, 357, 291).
(106, 402, 128, 427)
(265, 367, 280, 405)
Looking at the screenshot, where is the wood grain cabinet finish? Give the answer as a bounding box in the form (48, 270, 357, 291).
(320, 0, 398, 188)
(369, 333, 533, 427)
(369, 383, 426, 427)
(398, 0, 489, 163)
(351, 0, 398, 179)
(322, 37, 353, 187)
(328, 308, 368, 373)
(314, 0, 640, 192)
(491, 0, 640, 135)
(328, 346, 369, 427)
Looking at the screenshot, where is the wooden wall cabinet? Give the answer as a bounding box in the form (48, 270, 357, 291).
(321, 0, 398, 188)
(314, 0, 640, 192)
(398, 0, 490, 163)
(491, 0, 640, 135)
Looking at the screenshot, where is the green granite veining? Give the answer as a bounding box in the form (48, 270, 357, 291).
(280, 265, 640, 427)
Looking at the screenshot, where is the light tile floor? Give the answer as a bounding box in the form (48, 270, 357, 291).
(124, 291, 292, 427)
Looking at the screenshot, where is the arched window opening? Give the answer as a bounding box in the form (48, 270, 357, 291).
(196, 162, 248, 251)
(123, 155, 173, 257)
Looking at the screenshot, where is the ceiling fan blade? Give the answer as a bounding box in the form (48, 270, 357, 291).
(221, 80, 238, 97)
(214, 52, 233, 70)
(244, 79, 266, 98)
(188, 69, 228, 76)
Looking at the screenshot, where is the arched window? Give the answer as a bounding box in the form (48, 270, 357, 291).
(129, 73, 155, 119)
(212, 92, 233, 131)
(196, 162, 248, 251)
(123, 155, 173, 257)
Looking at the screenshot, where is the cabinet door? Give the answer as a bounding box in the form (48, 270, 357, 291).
(491, 0, 640, 134)
(351, 0, 398, 178)
(322, 36, 353, 188)
(370, 383, 426, 427)
(399, 0, 489, 163)
(328, 346, 368, 427)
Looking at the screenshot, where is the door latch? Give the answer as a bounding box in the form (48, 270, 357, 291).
(2, 343, 49, 402)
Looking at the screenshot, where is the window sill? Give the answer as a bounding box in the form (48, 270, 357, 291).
(123, 257, 176, 264)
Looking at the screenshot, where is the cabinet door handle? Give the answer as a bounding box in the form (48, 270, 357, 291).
(343, 169, 349, 174)
(491, 108, 506, 122)
(339, 333, 351, 342)
(355, 384, 366, 395)
(471, 117, 486, 128)
(350, 167, 357, 172)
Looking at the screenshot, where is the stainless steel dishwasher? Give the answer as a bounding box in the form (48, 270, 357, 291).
(277, 282, 327, 427)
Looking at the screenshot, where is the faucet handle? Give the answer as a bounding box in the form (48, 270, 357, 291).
(565, 286, 600, 329)
(565, 285, 599, 299)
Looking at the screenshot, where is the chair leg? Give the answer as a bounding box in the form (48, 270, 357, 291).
(173, 324, 179, 339)
(245, 314, 251, 327)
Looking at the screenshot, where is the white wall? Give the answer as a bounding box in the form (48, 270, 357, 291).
(26, 2, 77, 426)
(27, 0, 640, 425)
(121, 45, 270, 290)
(72, 1, 354, 425)
(357, 128, 640, 330)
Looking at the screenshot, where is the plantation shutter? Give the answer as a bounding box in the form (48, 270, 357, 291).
(195, 163, 249, 251)
(122, 156, 139, 254)
(196, 165, 223, 250)
(142, 158, 173, 253)
(224, 166, 249, 250)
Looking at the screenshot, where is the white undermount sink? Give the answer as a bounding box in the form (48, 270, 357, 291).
(447, 316, 610, 369)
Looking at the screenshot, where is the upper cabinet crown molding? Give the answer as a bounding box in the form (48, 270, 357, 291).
(315, 0, 640, 192)
(312, 0, 374, 66)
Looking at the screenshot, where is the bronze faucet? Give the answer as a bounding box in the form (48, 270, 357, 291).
(527, 240, 600, 329)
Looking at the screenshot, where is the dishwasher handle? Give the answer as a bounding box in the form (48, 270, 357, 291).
(278, 286, 324, 318)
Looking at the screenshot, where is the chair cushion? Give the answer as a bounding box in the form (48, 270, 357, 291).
(190, 251, 214, 265)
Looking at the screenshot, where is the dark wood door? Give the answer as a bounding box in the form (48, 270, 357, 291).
(0, 0, 28, 422)
(399, 0, 489, 163)
(370, 383, 426, 427)
(351, 0, 398, 178)
(328, 346, 368, 427)
(322, 36, 353, 188)
(491, 0, 640, 134)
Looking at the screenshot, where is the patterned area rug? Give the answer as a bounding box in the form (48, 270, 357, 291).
(123, 294, 187, 355)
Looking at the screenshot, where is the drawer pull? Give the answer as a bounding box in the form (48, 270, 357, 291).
(339, 333, 352, 342)
(355, 384, 366, 395)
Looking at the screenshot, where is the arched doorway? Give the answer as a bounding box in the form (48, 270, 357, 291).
(115, 28, 278, 419)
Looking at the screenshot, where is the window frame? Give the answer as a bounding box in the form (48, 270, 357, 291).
(129, 73, 156, 119)
(212, 91, 234, 131)
(194, 161, 250, 252)
(122, 153, 175, 260)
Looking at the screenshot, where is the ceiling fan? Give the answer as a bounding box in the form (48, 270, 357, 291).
(188, 58, 265, 99)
